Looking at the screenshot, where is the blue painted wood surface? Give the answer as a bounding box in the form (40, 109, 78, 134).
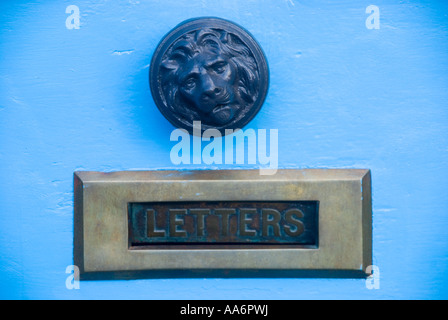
(0, 0, 447, 299)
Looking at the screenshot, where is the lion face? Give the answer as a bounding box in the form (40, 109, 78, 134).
(159, 28, 261, 129)
(177, 50, 238, 125)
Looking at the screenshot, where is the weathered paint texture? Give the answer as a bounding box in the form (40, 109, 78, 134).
(0, 0, 447, 299)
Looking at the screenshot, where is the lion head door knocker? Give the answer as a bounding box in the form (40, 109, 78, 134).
(150, 17, 269, 135)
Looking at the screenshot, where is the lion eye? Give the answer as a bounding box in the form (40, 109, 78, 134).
(212, 62, 227, 74)
(183, 77, 196, 89)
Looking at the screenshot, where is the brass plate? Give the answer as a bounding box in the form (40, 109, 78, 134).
(74, 169, 372, 278)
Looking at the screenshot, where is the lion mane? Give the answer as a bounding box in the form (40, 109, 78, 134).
(158, 28, 260, 126)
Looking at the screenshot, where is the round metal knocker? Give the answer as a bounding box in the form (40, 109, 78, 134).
(150, 17, 269, 135)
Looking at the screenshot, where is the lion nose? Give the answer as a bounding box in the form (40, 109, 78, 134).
(202, 88, 222, 101)
(201, 75, 222, 100)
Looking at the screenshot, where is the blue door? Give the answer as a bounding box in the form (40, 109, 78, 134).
(1, 0, 447, 299)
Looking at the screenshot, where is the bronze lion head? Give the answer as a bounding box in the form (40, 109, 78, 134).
(150, 18, 269, 135)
